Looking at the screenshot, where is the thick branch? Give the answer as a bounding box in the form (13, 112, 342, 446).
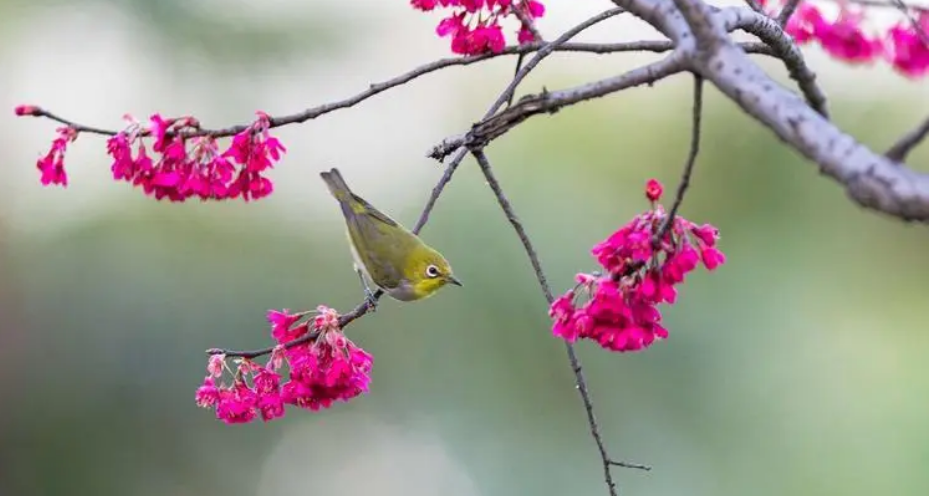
(721, 7, 828, 117)
(671, 0, 929, 222)
(472, 149, 649, 496)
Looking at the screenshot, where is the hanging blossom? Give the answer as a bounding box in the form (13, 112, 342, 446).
(764, 0, 929, 78)
(549, 179, 726, 353)
(411, 0, 546, 55)
(13, 106, 285, 201)
(196, 305, 373, 424)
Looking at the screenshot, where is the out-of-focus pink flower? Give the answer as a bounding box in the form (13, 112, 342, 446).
(785, 3, 823, 44)
(14, 104, 40, 116)
(886, 13, 929, 78)
(815, 9, 883, 63)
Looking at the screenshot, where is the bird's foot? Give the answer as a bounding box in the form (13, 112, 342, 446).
(363, 289, 379, 313)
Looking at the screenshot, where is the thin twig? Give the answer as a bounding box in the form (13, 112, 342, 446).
(609, 460, 654, 471)
(506, 2, 545, 108)
(655, 75, 704, 241)
(472, 149, 649, 496)
(21, 39, 779, 139)
(886, 114, 929, 162)
(832, 0, 929, 12)
(744, 0, 765, 13)
(491, 8, 625, 117)
(511, 1, 545, 42)
(507, 53, 529, 108)
(776, 0, 802, 26)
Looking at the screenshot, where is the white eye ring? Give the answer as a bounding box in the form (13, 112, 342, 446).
(425, 264, 440, 278)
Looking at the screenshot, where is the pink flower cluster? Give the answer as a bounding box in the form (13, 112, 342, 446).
(107, 112, 284, 201)
(14, 105, 285, 201)
(549, 179, 726, 352)
(769, 0, 929, 78)
(35, 125, 77, 187)
(195, 306, 374, 424)
(411, 0, 546, 55)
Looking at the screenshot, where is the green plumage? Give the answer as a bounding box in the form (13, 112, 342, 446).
(320, 168, 459, 302)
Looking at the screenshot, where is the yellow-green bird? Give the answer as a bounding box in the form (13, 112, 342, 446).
(320, 168, 461, 307)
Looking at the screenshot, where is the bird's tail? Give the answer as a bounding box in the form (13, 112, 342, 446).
(320, 168, 354, 203)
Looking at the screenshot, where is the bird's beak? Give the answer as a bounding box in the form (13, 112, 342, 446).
(446, 275, 463, 287)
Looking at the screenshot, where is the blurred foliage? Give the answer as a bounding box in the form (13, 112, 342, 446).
(0, 0, 348, 67)
(2, 1, 929, 496)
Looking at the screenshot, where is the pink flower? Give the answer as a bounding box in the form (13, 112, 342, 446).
(195, 376, 220, 408)
(258, 393, 285, 421)
(417, 0, 547, 54)
(700, 247, 726, 270)
(549, 178, 725, 352)
(410, 0, 438, 11)
(518, 24, 536, 44)
(216, 383, 259, 424)
(254, 367, 281, 395)
(815, 10, 883, 63)
(197, 304, 374, 424)
(886, 15, 929, 78)
(36, 126, 77, 187)
(268, 309, 306, 344)
(645, 178, 663, 202)
(97, 111, 284, 203)
(14, 104, 39, 116)
(207, 354, 226, 377)
(785, 3, 823, 44)
(525, 0, 545, 18)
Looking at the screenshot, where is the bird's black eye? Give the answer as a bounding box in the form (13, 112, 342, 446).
(425, 264, 440, 278)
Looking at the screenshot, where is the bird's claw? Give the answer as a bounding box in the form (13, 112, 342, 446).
(364, 289, 378, 312)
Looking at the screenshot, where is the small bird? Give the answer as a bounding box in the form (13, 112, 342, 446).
(320, 167, 461, 308)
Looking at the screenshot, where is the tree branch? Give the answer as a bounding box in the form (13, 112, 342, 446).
(891, 0, 929, 48)
(776, 0, 802, 27)
(17, 39, 669, 138)
(886, 114, 929, 162)
(493, 8, 626, 115)
(472, 149, 649, 496)
(721, 7, 829, 117)
(430, 54, 688, 161)
(665, 0, 929, 222)
(656, 75, 704, 240)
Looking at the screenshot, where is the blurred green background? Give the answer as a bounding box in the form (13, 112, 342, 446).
(2, 1, 929, 495)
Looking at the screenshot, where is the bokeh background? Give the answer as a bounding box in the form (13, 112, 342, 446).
(2, 0, 929, 495)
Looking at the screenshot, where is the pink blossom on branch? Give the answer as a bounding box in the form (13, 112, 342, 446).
(549, 179, 726, 353)
(14, 107, 286, 201)
(412, 0, 546, 55)
(35, 126, 77, 187)
(885, 11, 929, 78)
(767, 0, 928, 76)
(196, 305, 373, 424)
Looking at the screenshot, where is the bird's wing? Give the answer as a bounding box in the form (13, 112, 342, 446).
(343, 209, 410, 291)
